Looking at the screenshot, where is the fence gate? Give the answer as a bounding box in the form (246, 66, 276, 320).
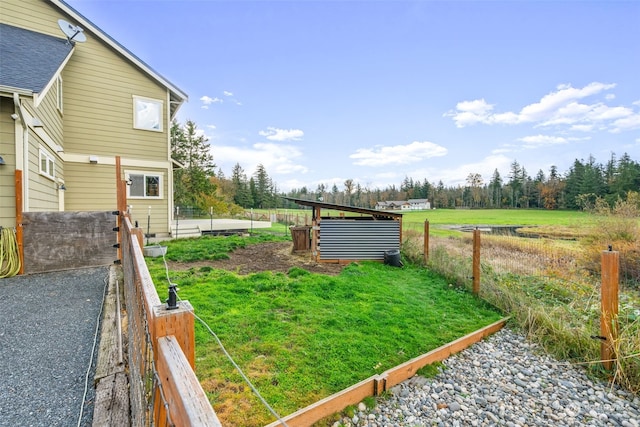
(22, 211, 116, 274)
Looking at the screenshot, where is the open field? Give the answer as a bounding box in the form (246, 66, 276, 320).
(146, 235, 502, 426)
(250, 208, 595, 238)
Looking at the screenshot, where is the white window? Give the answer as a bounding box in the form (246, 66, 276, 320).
(56, 76, 63, 113)
(133, 96, 163, 132)
(127, 172, 162, 199)
(39, 148, 55, 180)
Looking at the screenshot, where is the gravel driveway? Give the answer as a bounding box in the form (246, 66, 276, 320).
(0, 266, 109, 427)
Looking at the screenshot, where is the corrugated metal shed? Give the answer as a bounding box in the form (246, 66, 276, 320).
(283, 197, 402, 263)
(319, 219, 400, 260)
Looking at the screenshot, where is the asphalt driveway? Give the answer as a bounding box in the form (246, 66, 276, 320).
(0, 266, 108, 427)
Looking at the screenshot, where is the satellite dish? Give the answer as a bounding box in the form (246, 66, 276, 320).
(58, 19, 86, 43)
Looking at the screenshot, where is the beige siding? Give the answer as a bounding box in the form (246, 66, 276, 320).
(0, 98, 17, 227)
(62, 48, 170, 161)
(64, 163, 117, 211)
(64, 163, 169, 235)
(28, 130, 60, 211)
(0, 0, 69, 38)
(33, 82, 64, 145)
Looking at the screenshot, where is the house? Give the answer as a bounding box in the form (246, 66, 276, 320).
(406, 198, 431, 210)
(374, 200, 406, 211)
(0, 0, 187, 237)
(375, 199, 431, 211)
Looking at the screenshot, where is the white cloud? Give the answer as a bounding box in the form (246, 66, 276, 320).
(517, 135, 570, 148)
(206, 124, 217, 130)
(519, 82, 616, 123)
(350, 140, 447, 167)
(212, 142, 308, 178)
(258, 127, 304, 141)
(445, 82, 636, 134)
(200, 95, 222, 109)
(223, 91, 233, 97)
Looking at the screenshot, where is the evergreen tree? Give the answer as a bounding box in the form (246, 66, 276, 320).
(507, 160, 523, 208)
(171, 119, 217, 210)
(231, 163, 253, 207)
(253, 164, 273, 208)
(488, 169, 503, 208)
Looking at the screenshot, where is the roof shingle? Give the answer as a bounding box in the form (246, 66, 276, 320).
(0, 23, 73, 93)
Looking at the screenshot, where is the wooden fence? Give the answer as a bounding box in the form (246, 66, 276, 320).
(120, 215, 221, 426)
(115, 156, 220, 426)
(422, 220, 621, 371)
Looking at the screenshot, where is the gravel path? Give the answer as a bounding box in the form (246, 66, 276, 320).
(342, 328, 640, 427)
(0, 267, 108, 427)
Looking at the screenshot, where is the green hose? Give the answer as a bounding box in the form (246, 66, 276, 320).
(0, 227, 21, 278)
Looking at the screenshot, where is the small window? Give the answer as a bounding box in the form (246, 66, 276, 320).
(56, 76, 63, 113)
(133, 96, 163, 132)
(127, 172, 162, 198)
(39, 149, 55, 180)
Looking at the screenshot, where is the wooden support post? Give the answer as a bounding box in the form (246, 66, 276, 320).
(601, 248, 619, 371)
(115, 156, 124, 261)
(153, 301, 196, 369)
(472, 228, 481, 295)
(15, 170, 24, 275)
(423, 220, 430, 264)
(132, 227, 144, 249)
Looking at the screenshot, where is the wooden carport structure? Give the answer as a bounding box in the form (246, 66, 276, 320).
(284, 197, 403, 264)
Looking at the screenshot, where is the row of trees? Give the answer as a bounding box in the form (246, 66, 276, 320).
(285, 154, 640, 211)
(171, 119, 640, 213)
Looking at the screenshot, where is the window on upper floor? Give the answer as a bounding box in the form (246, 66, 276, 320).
(126, 171, 162, 199)
(56, 76, 63, 114)
(39, 148, 55, 180)
(133, 96, 163, 132)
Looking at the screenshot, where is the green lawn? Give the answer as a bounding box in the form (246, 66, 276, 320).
(146, 236, 502, 426)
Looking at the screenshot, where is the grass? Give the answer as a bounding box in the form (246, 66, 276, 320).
(401, 225, 640, 394)
(146, 236, 502, 427)
(253, 207, 594, 238)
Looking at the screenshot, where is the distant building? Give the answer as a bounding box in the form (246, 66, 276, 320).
(406, 199, 431, 210)
(375, 199, 431, 211)
(374, 200, 406, 211)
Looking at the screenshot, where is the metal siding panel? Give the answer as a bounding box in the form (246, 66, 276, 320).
(319, 220, 400, 260)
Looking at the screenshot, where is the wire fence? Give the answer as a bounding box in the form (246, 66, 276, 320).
(121, 216, 171, 427)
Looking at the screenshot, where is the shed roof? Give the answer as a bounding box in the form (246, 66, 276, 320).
(0, 23, 73, 93)
(284, 197, 402, 219)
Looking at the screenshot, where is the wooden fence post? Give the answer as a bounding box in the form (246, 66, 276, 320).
(153, 301, 196, 368)
(423, 220, 429, 264)
(472, 228, 481, 295)
(601, 247, 619, 371)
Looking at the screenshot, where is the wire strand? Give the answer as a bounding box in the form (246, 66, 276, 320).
(159, 247, 289, 427)
(77, 269, 109, 427)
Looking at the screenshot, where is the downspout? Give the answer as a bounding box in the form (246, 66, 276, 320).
(13, 93, 29, 212)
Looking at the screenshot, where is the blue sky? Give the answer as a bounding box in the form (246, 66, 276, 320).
(66, 0, 640, 192)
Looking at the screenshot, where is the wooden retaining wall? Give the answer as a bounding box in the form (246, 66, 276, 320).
(265, 317, 508, 427)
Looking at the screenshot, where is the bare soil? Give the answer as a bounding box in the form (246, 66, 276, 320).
(169, 241, 344, 276)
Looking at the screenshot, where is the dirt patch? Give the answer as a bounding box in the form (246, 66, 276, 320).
(169, 241, 344, 276)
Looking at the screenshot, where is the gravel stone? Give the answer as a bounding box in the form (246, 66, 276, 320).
(0, 267, 108, 427)
(355, 328, 640, 426)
